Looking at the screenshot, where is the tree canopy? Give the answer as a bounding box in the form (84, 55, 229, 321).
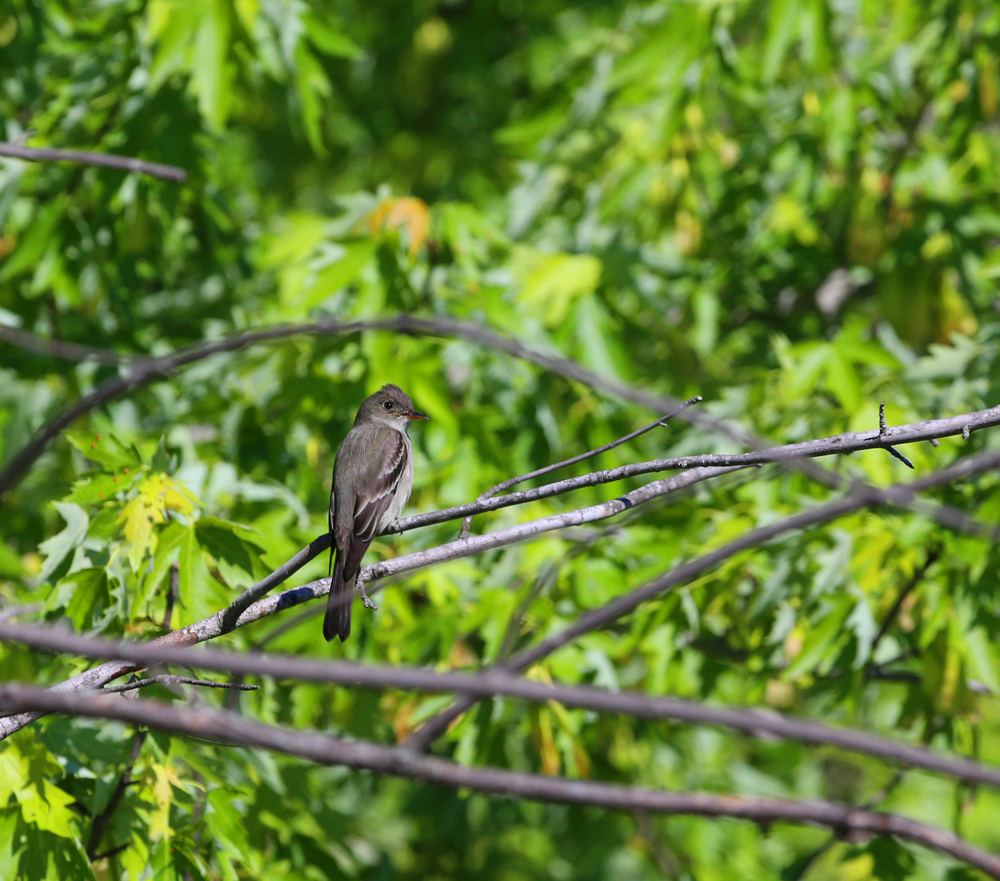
(3, 1, 1000, 879)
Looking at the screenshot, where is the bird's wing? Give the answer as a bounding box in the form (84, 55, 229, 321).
(352, 430, 409, 543)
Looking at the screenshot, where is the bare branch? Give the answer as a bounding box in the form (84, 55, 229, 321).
(0, 314, 706, 501)
(85, 729, 146, 860)
(388, 401, 1000, 539)
(3, 620, 1000, 789)
(100, 675, 259, 695)
(2, 684, 998, 878)
(7, 313, 994, 503)
(457, 396, 703, 538)
(0, 326, 134, 366)
(870, 546, 941, 659)
(403, 448, 1000, 750)
(0, 142, 187, 182)
(3, 446, 999, 741)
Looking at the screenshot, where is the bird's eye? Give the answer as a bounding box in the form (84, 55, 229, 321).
(383, 401, 393, 410)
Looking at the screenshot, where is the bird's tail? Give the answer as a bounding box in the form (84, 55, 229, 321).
(323, 544, 353, 642)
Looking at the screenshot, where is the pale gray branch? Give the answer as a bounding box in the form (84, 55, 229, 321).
(0, 142, 187, 182)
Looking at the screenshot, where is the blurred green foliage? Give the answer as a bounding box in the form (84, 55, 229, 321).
(2, 0, 1000, 878)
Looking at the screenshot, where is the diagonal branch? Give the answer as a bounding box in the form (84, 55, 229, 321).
(8, 314, 992, 503)
(224, 401, 1000, 629)
(0, 326, 137, 366)
(0, 314, 706, 501)
(2, 685, 999, 878)
(3, 620, 1000, 789)
(85, 729, 147, 860)
(3, 447, 999, 745)
(402, 448, 1000, 750)
(0, 142, 187, 182)
(457, 396, 703, 538)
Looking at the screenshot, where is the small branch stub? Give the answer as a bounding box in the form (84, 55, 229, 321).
(356, 570, 378, 611)
(878, 402, 914, 469)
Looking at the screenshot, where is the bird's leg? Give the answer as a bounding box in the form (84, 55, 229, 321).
(356, 570, 378, 611)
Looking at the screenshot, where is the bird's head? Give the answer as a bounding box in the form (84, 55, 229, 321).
(357, 384, 429, 431)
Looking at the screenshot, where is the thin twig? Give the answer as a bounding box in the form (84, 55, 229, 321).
(86, 729, 147, 859)
(0, 142, 187, 182)
(869, 547, 941, 659)
(879, 402, 914, 469)
(3, 685, 999, 879)
(458, 396, 702, 538)
(100, 675, 259, 695)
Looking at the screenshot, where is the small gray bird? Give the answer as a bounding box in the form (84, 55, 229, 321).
(323, 384, 428, 642)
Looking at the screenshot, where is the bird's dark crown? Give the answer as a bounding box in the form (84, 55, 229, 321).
(354, 384, 419, 424)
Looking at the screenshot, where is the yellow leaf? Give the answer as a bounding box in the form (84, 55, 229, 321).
(368, 197, 430, 258)
(150, 763, 182, 840)
(118, 474, 198, 571)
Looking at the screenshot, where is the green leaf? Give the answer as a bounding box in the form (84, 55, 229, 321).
(16, 780, 77, 838)
(67, 470, 142, 507)
(177, 525, 211, 626)
(302, 13, 361, 58)
(784, 595, 853, 679)
(293, 42, 331, 156)
(63, 568, 110, 632)
(195, 518, 263, 588)
(0, 541, 24, 577)
(515, 250, 602, 325)
(0, 194, 67, 283)
(37, 502, 89, 586)
(65, 431, 142, 472)
(191, 0, 232, 129)
(762, 0, 801, 83)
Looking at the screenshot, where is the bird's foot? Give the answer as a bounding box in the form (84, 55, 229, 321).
(356, 572, 378, 611)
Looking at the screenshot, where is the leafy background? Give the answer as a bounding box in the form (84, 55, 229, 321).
(2, 0, 1000, 878)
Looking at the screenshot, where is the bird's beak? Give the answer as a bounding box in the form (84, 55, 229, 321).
(407, 410, 429, 420)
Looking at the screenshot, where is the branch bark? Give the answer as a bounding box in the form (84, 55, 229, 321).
(2, 685, 998, 878)
(0, 142, 188, 182)
(3, 620, 1000, 789)
(403, 447, 1000, 749)
(3, 447, 997, 741)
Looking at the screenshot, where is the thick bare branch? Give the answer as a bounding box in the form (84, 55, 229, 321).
(1, 685, 998, 878)
(0, 142, 187, 182)
(3, 620, 1000, 789)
